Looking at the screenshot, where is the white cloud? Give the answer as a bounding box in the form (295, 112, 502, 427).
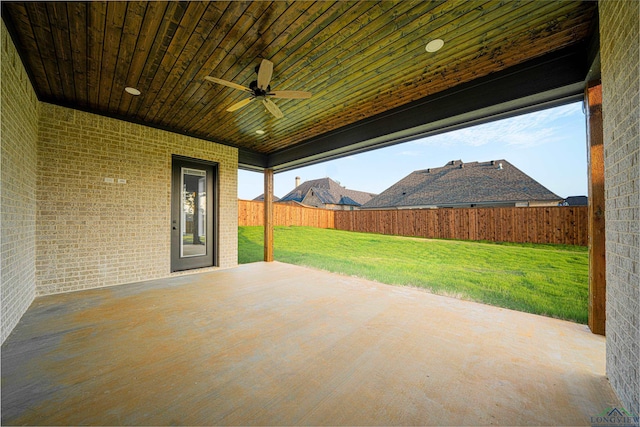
(396, 150, 423, 156)
(409, 103, 583, 149)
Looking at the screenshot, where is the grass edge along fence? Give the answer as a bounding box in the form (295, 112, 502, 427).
(238, 200, 588, 246)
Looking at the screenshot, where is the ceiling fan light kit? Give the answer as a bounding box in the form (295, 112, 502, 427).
(425, 39, 445, 53)
(205, 59, 312, 119)
(124, 86, 141, 96)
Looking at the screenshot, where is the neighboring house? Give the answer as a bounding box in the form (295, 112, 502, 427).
(252, 194, 281, 202)
(279, 177, 376, 210)
(563, 196, 588, 206)
(363, 160, 563, 209)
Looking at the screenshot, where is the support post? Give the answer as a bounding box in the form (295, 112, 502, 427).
(586, 81, 606, 335)
(264, 168, 274, 262)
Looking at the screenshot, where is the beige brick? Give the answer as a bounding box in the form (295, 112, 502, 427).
(1, 21, 39, 343)
(600, 0, 640, 414)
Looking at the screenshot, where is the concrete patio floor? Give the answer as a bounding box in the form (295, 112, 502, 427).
(1, 262, 619, 426)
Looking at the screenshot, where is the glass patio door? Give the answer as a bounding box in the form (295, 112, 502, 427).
(171, 156, 217, 272)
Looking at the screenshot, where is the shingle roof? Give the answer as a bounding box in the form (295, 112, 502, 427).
(362, 160, 562, 209)
(280, 177, 376, 206)
(252, 194, 280, 202)
(564, 196, 588, 206)
(338, 196, 360, 206)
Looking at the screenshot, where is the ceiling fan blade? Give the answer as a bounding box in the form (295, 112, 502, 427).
(262, 98, 283, 119)
(205, 76, 251, 93)
(226, 97, 254, 112)
(257, 59, 273, 90)
(269, 90, 312, 99)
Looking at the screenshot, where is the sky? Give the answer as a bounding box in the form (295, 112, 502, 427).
(238, 101, 588, 201)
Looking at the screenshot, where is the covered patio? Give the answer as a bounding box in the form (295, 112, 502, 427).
(2, 262, 619, 426)
(2, 0, 639, 420)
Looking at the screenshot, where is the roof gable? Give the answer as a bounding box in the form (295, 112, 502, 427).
(280, 178, 334, 203)
(304, 187, 336, 204)
(280, 177, 375, 206)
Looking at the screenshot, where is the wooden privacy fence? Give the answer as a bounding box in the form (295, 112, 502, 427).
(238, 200, 587, 245)
(334, 206, 588, 246)
(238, 200, 334, 228)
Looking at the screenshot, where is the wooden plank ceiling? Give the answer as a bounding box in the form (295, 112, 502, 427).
(2, 1, 597, 165)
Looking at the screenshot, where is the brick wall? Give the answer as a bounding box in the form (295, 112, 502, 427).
(1, 22, 39, 343)
(36, 104, 238, 295)
(600, 0, 640, 414)
(1, 22, 40, 343)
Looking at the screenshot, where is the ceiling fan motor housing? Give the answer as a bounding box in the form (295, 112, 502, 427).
(249, 80, 270, 97)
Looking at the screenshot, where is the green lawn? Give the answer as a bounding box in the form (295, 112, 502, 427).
(238, 226, 589, 323)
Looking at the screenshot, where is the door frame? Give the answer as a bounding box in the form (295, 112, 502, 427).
(171, 155, 219, 272)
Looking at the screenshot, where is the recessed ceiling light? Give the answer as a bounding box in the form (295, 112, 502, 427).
(425, 39, 444, 53)
(124, 87, 141, 96)
(256, 130, 265, 135)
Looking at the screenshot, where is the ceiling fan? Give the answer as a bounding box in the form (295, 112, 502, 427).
(205, 59, 311, 119)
